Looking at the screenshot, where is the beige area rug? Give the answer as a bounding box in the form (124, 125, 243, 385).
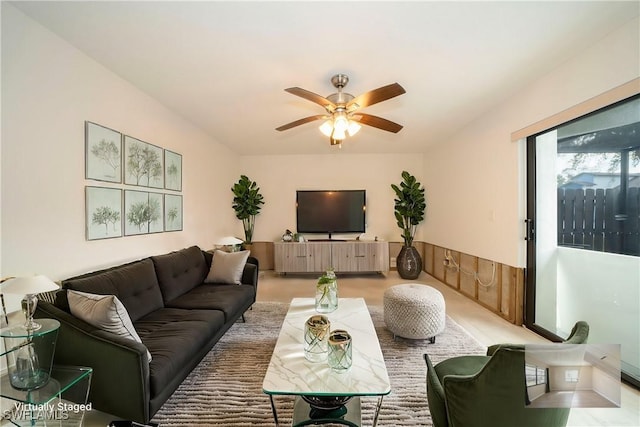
(152, 302, 486, 426)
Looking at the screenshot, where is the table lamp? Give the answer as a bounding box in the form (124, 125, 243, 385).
(215, 236, 244, 252)
(1, 275, 59, 331)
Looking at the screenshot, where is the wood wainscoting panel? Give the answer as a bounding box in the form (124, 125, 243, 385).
(424, 243, 434, 274)
(432, 246, 447, 283)
(388, 242, 403, 271)
(444, 250, 460, 289)
(477, 258, 499, 312)
(515, 268, 525, 326)
(417, 241, 524, 325)
(459, 253, 477, 299)
(500, 266, 516, 323)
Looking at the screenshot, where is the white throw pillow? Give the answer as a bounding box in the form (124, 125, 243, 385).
(68, 290, 152, 362)
(205, 250, 250, 285)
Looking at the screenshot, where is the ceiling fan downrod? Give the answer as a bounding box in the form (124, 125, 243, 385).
(327, 74, 354, 106)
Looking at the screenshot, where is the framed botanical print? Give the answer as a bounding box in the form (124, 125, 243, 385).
(124, 190, 164, 236)
(86, 122, 122, 183)
(164, 150, 182, 191)
(164, 194, 183, 232)
(86, 186, 122, 240)
(124, 136, 164, 189)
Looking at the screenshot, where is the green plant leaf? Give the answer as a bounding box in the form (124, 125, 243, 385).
(391, 170, 426, 246)
(231, 175, 265, 243)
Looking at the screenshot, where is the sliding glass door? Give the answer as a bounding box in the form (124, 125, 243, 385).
(526, 95, 640, 387)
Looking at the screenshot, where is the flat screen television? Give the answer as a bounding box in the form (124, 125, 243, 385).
(296, 190, 366, 238)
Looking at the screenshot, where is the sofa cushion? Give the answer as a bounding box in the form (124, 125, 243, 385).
(205, 250, 250, 285)
(165, 284, 255, 322)
(133, 308, 225, 397)
(63, 258, 164, 322)
(68, 290, 152, 362)
(151, 246, 208, 303)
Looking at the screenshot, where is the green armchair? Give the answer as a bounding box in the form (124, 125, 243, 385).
(424, 321, 589, 427)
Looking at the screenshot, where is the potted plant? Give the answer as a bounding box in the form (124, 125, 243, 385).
(391, 170, 426, 279)
(231, 175, 264, 246)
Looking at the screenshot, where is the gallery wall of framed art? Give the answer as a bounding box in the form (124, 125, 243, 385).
(85, 121, 183, 240)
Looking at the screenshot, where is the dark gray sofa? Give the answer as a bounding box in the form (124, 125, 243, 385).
(34, 245, 258, 423)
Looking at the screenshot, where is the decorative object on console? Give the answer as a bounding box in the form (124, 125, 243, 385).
(1, 275, 59, 331)
(282, 229, 294, 242)
(231, 175, 265, 245)
(315, 270, 338, 313)
(303, 315, 330, 362)
(276, 74, 406, 147)
(391, 171, 426, 280)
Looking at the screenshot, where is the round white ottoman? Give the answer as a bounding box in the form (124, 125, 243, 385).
(383, 284, 446, 342)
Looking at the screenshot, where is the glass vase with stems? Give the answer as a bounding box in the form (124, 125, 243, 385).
(315, 269, 338, 313)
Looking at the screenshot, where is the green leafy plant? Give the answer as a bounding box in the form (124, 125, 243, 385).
(231, 175, 264, 244)
(391, 170, 426, 247)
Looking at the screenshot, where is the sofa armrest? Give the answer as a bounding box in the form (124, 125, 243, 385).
(242, 257, 259, 289)
(424, 353, 448, 427)
(565, 321, 589, 344)
(35, 301, 151, 423)
(486, 343, 523, 356)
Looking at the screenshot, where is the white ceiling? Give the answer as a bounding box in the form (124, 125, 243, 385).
(10, 1, 639, 155)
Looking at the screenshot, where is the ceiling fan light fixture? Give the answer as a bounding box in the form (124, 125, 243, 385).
(347, 120, 361, 136)
(276, 74, 406, 148)
(333, 114, 349, 133)
(319, 120, 333, 137)
(332, 128, 346, 141)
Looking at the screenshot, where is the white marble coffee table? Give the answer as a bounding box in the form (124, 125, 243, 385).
(262, 297, 390, 426)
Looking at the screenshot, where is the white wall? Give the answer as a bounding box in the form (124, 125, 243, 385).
(592, 366, 621, 406)
(422, 18, 640, 267)
(1, 5, 239, 310)
(528, 383, 546, 402)
(238, 154, 423, 243)
(534, 130, 560, 329)
(550, 366, 593, 391)
(557, 248, 640, 375)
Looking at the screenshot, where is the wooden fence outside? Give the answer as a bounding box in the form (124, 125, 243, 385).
(557, 187, 640, 256)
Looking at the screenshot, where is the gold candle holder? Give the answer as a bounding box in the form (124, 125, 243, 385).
(328, 329, 352, 371)
(304, 315, 330, 362)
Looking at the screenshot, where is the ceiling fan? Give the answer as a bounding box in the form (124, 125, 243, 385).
(276, 74, 406, 146)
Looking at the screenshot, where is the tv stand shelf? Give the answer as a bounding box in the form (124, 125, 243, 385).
(274, 241, 389, 274)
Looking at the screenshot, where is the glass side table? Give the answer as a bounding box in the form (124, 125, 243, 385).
(1, 365, 93, 427)
(1, 319, 60, 391)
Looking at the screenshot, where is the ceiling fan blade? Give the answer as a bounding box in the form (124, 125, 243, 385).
(347, 83, 406, 110)
(276, 115, 326, 131)
(353, 113, 403, 133)
(284, 87, 336, 111)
